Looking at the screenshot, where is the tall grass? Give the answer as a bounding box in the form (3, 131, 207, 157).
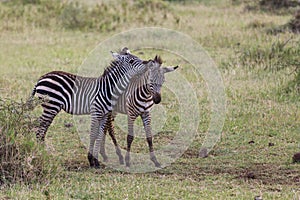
(0, 0, 178, 32)
(0, 98, 58, 186)
(235, 37, 300, 94)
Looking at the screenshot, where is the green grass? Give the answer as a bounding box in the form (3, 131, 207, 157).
(1, 0, 300, 199)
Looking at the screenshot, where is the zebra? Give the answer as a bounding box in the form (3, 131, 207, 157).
(30, 48, 158, 168)
(100, 54, 178, 168)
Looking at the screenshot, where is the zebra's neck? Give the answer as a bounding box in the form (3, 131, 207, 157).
(129, 69, 151, 94)
(96, 61, 147, 109)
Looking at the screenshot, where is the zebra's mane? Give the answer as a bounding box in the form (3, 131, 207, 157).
(101, 48, 139, 77)
(130, 56, 163, 81)
(102, 60, 121, 77)
(101, 53, 162, 78)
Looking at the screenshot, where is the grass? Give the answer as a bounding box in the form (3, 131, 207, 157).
(0, 0, 300, 199)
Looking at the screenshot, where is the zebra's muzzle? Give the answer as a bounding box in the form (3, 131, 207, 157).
(152, 93, 161, 104)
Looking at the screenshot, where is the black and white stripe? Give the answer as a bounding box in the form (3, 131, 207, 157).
(31, 48, 154, 168)
(102, 55, 178, 167)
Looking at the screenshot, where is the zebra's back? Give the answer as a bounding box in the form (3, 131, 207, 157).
(34, 71, 99, 115)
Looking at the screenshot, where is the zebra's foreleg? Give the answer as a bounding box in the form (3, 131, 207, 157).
(107, 115, 124, 165)
(95, 131, 108, 162)
(125, 116, 136, 167)
(142, 112, 161, 168)
(125, 135, 134, 167)
(88, 116, 100, 168)
(147, 137, 161, 168)
(91, 115, 108, 169)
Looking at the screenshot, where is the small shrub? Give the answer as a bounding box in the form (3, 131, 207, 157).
(288, 9, 300, 33)
(59, 1, 89, 30)
(247, 20, 270, 29)
(244, 0, 299, 15)
(285, 68, 300, 94)
(0, 98, 58, 186)
(263, 9, 300, 35)
(135, 0, 168, 10)
(5, 0, 41, 5)
(259, 0, 299, 10)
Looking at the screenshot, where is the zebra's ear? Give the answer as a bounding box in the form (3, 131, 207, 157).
(121, 47, 130, 54)
(154, 55, 163, 65)
(162, 66, 179, 73)
(111, 51, 119, 59)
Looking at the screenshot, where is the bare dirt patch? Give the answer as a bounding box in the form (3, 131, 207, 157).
(158, 154, 300, 187)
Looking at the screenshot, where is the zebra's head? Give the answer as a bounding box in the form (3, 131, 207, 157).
(111, 49, 178, 104)
(147, 55, 178, 104)
(111, 47, 131, 58)
(111, 48, 151, 76)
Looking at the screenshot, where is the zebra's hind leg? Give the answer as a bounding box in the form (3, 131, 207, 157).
(36, 105, 60, 142)
(142, 112, 161, 168)
(107, 115, 124, 165)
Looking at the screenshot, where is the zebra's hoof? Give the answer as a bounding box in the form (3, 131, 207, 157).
(94, 164, 100, 169)
(125, 153, 130, 167)
(103, 157, 108, 163)
(119, 157, 124, 165)
(125, 162, 131, 168)
(155, 162, 161, 168)
(150, 156, 161, 168)
(93, 158, 100, 169)
(88, 153, 95, 167)
(101, 154, 108, 162)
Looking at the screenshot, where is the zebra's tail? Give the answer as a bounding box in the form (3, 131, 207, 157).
(31, 84, 37, 98)
(26, 84, 38, 110)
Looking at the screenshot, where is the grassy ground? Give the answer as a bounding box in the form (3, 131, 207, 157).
(1, 1, 300, 199)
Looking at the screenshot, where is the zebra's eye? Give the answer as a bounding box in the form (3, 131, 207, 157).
(129, 59, 134, 64)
